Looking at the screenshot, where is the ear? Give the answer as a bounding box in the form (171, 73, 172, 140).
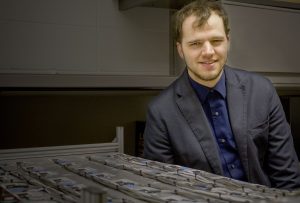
(176, 42, 184, 59)
(226, 35, 230, 51)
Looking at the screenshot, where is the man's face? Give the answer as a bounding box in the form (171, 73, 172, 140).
(177, 12, 229, 87)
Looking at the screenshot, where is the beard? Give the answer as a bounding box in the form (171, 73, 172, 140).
(187, 63, 224, 84)
(193, 67, 223, 81)
(180, 49, 227, 86)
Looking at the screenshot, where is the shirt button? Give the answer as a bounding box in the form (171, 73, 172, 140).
(219, 138, 226, 143)
(214, 112, 219, 116)
(231, 164, 235, 169)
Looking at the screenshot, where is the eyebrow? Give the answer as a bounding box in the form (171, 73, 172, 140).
(187, 39, 203, 44)
(187, 36, 225, 43)
(211, 36, 225, 40)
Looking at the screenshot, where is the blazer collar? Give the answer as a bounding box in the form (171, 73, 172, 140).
(189, 72, 226, 103)
(224, 66, 250, 179)
(174, 66, 250, 178)
(174, 69, 223, 175)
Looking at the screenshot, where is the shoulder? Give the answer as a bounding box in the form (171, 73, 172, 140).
(148, 81, 177, 110)
(225, 66, 274, 91)
(147, 72, 187, 111)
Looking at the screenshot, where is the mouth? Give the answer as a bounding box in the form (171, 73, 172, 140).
(200, 60, 217, 65)
(199, 60, 217, 70)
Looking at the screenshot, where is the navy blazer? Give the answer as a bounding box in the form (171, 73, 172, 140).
(143, 66, 300, 189)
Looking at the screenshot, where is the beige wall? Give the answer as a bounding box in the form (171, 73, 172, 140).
(0, 90, 160, 155)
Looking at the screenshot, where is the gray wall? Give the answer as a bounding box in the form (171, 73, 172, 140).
(225, 2, 300, 73)
(0, 0, 170, 76)
(1, 1, 300, 79)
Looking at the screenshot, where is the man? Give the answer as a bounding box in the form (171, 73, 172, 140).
(143, 0, 300, 189)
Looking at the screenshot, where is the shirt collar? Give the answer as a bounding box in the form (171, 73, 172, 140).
(189, 72, 226, 103)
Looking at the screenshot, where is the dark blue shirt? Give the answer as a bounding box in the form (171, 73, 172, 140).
(189, 73, 246, 181)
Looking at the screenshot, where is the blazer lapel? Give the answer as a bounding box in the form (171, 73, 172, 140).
(225, 67, 249, 179)
(175, 70, 223, 175)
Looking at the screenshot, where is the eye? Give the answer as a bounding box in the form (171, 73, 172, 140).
(211, 39, 223, 46)
(189, 41, 203, 47)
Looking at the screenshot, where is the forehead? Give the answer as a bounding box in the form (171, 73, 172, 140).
(181, 12, 226, 39)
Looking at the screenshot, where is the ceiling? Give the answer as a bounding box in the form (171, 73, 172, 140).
(118, 0, 300, 10)
(227, 0, 300, 10)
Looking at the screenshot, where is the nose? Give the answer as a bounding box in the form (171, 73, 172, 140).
(202, 42, 215, 56)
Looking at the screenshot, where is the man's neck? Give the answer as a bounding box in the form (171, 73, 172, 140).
(188, 69, 224, 88)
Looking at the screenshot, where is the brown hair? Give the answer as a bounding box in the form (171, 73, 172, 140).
(173, 0, 230, 42)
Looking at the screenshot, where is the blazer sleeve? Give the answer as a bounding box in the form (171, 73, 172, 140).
(266, 85, 300, 189)
(143, 103, 175, 164)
